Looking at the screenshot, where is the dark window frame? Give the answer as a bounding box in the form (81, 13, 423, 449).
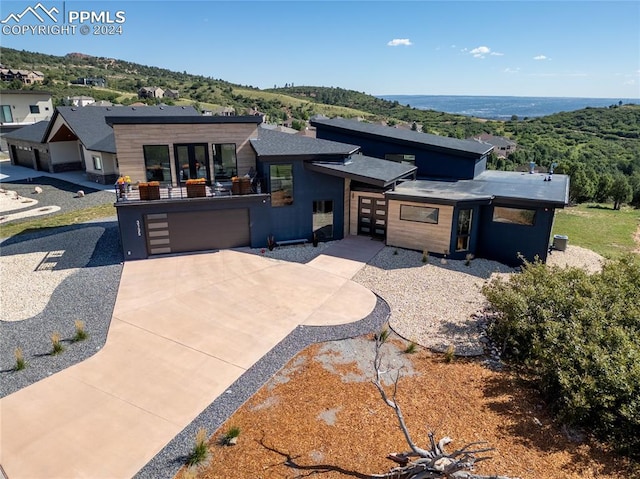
(270, 163, 294, 207)
(400, 204, 439, 224)
(213, 143, 238, 180)
(492, 206, 536, 226)
(29, 105, 40, 114)
(143, 144, 171, 184)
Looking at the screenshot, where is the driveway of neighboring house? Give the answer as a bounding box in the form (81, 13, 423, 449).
(0, 237, 385, 479)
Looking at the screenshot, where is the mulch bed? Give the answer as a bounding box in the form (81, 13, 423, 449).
(175, 335, 636, 479)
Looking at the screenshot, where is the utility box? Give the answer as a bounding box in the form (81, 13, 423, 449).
(553, 234, 568, 251)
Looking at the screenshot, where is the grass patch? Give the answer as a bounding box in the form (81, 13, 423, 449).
(218, 425, 241, 446)
(14, 348, 26, 371)
(443, 345, 456, 362)
(51, 332, 64, 355)
(403, 342, 418, 354)
(552, 203, 639, 258)
(0, 203, 116, 238)
(73, 320, 88, 342)
(186, 427, 209, 466)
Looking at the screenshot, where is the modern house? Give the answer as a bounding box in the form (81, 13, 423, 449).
(138, 87, 165, 99)
(0, 69, 45, 84)
(472, 133, 517, 158)
(311, 118, 569, 265)
(0, 90, 53, 151)
(70, 77, 107, 87)
(65, 96, 96, 107)
(4, 108, 568, 265)
(4, 105, 198, 183)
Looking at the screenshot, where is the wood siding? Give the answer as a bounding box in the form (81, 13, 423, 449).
(343, 178, 351, 237)
(386, 200, 454, 254)
(112, 123, 259, 185)
(349, 191, 384, 235)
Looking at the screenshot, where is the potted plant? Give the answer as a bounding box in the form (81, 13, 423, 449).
(267, 234, 276, 251)
(115, 175, 131, 198)
(186, 178, 206, 198)
(139, 181, 160, 200)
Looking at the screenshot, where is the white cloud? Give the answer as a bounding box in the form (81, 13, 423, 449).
(533, 55, 548, 60)
(504, 67, 520, 74)
(387, 38, 412, 47)
(467, 46, 502, 58)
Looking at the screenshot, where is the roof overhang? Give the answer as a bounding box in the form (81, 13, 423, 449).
(106, 115, 263, 126)
(306, 155, 417, 188)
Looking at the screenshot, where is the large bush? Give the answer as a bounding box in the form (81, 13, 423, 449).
(483, 256, 640, 458)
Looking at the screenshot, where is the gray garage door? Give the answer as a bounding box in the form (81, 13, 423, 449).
(146, 208, 250, 256)
(11, 145, 33, 168)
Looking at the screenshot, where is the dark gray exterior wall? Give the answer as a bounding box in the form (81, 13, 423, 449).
(315, 128, 484, 180)
(116, 196, 271, 260)
(258, 158, 346, 244)
(476, 202, 555, 266)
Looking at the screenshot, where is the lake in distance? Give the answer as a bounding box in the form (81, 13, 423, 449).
(378, 95, 640, 120)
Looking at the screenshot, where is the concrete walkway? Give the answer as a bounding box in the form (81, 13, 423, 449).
(0, 238, 384, 478)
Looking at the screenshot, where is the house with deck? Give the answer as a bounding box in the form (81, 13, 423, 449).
(109, 116, 567, 265)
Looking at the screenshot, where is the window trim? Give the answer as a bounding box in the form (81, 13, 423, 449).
(492, 206, 536, 226)
(400, 204, 439, 224)
(270, 163, 294, 207)
(92, 155, 102, 171)
(29, 105, 40, 114)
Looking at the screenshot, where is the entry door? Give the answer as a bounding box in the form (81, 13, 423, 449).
(358, 196, 387, 239)
(174, 144, 210, 184)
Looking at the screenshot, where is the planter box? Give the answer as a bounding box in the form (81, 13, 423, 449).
(139, 184, 160, 200)
(240, 178, 252, 195)
(186, 183, 207, 198)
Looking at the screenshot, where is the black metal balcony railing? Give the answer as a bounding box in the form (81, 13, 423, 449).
(114, 179, 265, 203)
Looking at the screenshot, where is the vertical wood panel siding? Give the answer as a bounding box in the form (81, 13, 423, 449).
(386, 200, 454, 254)
(112, 123, 259, 184)
(343, 178, 351, 237)
(349, 191, 385, 235)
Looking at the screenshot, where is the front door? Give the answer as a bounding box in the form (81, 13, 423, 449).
(358, 196, 387, 239)
(174, 144, 210, 184)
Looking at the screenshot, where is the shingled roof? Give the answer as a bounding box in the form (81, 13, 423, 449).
(3, 121, 49, 143)
(250, 127, 360, 158)
(311, 118, 493, 157)
(44, 105, 199, 153)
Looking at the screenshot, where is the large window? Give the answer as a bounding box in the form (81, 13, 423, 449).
(143, 145, 171, 183)
(456, 209, 473, 251)
(29, 105, 40, 114)
(400, 204, 439, 224)
(270, 164, 293, 206)
(213, 143, 237, 180)
(313, 200, 334, 240)
(493, 206, 536, 225)
(0, 105, 13, 123)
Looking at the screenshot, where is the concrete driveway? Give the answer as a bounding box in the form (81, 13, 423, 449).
(0, 238, 382, 478)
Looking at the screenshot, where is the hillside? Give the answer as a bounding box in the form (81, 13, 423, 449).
(2, 47, 639, 206)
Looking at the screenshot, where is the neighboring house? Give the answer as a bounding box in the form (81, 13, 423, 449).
(65, 96, 95, 107)
(71, 77, 107, 87)
(0, 69, 45, 84)
(89, 100, 114, 107)
(138, 87, 165, 99)
(311, 118, 568, 265)
(4, 105, 198, 184)
(164, 89, 180, 99)
(0, 90, 53, 151)
(203, 106, 235, 116)
(472, 133, 517, 158)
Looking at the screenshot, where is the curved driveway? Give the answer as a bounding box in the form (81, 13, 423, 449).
(0, 238, 383, 479)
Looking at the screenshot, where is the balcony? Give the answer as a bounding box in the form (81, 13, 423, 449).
(114, 178, 265, 203)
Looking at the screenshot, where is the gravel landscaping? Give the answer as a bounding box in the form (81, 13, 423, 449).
(0, 220, 123, 397)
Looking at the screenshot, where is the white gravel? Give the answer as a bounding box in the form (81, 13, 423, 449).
(244, 241, 606, 356)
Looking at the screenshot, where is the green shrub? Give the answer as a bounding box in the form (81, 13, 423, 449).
(404, 342, 418, 354)
(73, 320, 88, 342)
(186, 427, 209, 466)
(483, 255, 640, 458)
(219, 425, 241, 446)
(51, 332, 64, 355)
(443, 345, 455, 362)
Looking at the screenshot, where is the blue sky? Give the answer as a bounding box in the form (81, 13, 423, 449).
(1, 1, 639, 98)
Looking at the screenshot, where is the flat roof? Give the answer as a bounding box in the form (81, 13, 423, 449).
(307, 154, 417, 188)
(106, 115, 262, 125)
(311, 117, 493, 157)
(388, 170, 569, 207)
